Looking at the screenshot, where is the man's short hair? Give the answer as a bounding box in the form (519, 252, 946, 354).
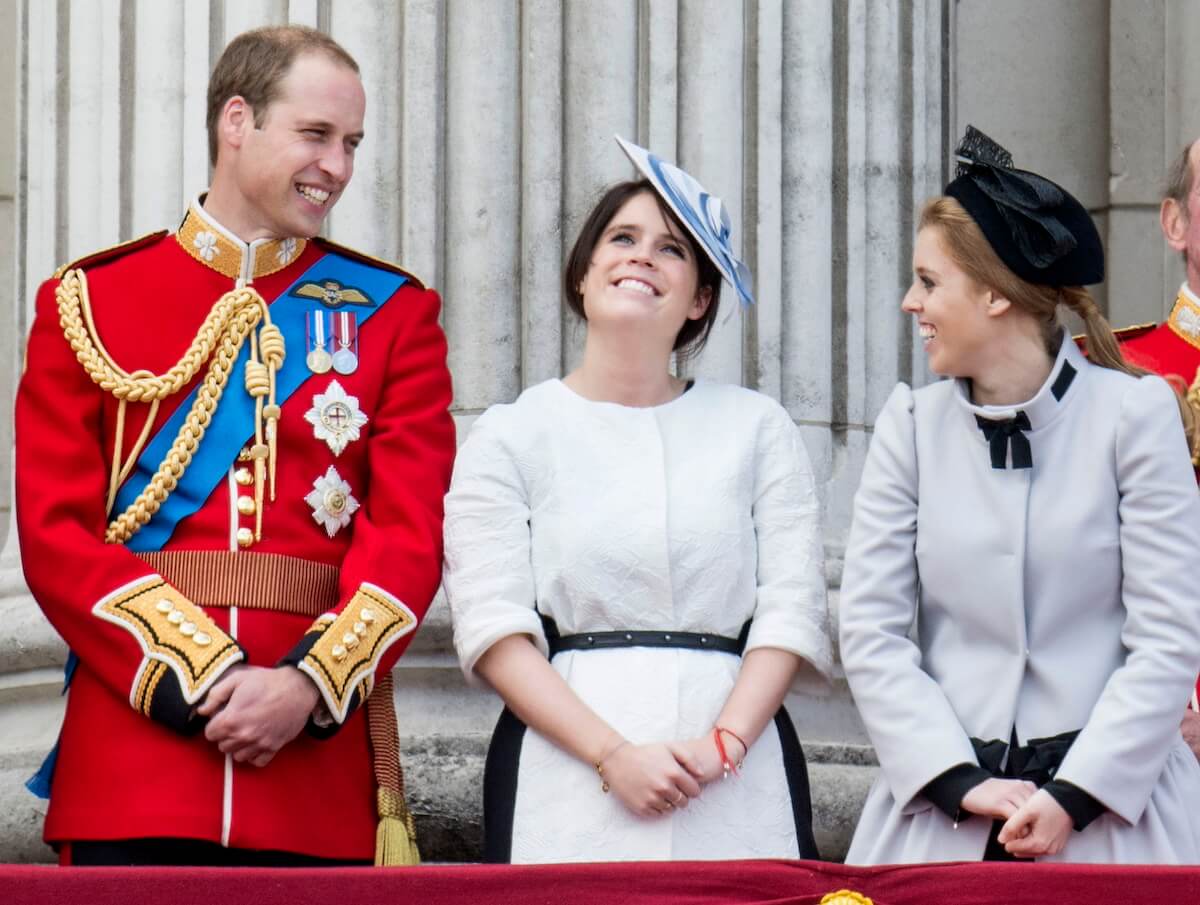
(1164, 140, 1196, 212)
(206, 25, 360, 166)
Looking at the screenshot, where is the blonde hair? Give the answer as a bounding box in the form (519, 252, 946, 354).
(918, 197, 1144, 379)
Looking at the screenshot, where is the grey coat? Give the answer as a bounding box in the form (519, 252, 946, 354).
(840, 335, 1200, 864)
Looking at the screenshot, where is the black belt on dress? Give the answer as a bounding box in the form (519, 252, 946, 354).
(970, 729, 1080, 785)
(540, 614, 750, 657)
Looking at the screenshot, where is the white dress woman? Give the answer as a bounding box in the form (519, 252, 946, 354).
(444, 138, 833, 864)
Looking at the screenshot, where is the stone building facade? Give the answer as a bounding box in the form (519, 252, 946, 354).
(0, 0, 1195, 862)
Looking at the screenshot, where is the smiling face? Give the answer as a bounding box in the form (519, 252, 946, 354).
(218, 51, 365, 240)
(902, 226, 999, 377)
(576, 190, 712, 348)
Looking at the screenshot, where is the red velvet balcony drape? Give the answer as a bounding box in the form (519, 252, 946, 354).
(2, 858, 1197, 905)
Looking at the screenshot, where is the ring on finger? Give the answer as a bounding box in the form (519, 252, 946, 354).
(672, 791, 686, 806)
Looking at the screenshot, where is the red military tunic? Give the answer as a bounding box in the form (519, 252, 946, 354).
(1116, 283, 1200, 709)
(1117, 285, 1200, 403)
(15, 199, 455, 859)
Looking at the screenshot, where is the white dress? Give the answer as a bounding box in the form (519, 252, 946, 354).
(839, 333, 1200, 864)
(444, 379, 833, 863)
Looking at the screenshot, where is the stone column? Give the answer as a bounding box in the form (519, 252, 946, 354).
(2, 0, 949, 861)
(955, 0, 1111, 310)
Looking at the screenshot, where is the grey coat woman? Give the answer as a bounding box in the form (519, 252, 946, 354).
(839, 127, 1200, 864)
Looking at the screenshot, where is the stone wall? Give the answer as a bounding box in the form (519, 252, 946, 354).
(954, 0, 1200, 328)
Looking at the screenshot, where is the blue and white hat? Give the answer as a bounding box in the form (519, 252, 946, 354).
(616, 135, 754, 307)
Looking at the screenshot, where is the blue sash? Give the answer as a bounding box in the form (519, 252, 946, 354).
(27, 250, 406, 797)
(117, 252, 405, 550)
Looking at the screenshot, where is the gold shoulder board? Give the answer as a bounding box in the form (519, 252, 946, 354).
(53, 230, 169, 280)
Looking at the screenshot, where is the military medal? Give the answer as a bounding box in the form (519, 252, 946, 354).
(305, 465, 360, 537)
(306, 310, 333, 374)
(304, 380, 369, 456)
(332, 311, 359, 375)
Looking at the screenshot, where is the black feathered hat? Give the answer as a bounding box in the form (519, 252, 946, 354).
(944, 126, 1104, 286)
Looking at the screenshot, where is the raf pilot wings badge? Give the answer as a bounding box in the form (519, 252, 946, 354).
(290, 279, 376, 309)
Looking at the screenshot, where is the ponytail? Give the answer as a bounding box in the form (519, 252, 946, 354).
(1058, 287, 1147, 378)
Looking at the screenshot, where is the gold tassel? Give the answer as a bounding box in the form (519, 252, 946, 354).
(375, 787, 420, 866)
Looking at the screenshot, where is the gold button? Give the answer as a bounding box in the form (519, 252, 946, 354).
(167, 610, 185, 625)
(353, 621, 367, 637)
(237, 446, 254, 462)
(332, 644, 348, 661)
(237, 496, 256, 516)
(235, 467, 253, 487)
(237, 527, 254, 547)
(193, 632, 212, 646)
(360, 608, 375, 624)
(343, 632, 359, 650)
(179, 622, 197, 637)
(156, 599, 174, 614)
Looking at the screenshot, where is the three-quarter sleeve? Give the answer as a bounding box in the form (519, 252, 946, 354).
(443, 409, 549, 686)
(1054, 374, 1200, 823)
(742, 403, 834, 692)
(838, 383, 980, 810)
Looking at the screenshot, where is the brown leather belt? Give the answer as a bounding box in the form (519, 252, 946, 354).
(136, 550, 338, 618)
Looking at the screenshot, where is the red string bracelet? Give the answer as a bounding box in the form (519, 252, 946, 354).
(716, 726, 748, 754)
(712, 727, 740, 778)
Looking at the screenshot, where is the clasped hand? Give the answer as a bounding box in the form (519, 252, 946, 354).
(961, 779, 1071, 858)
(600, 733, 746, 818)
(195, 664, 320, 767)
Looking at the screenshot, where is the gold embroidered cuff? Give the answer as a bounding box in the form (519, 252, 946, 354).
(296, 583, 417, 724)
(93, 576, 243, 709)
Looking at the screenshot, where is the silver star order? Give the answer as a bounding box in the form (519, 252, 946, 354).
(303, 379, 369, 456)
(305, 465, 360, 538)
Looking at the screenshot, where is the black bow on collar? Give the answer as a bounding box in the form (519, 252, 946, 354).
(976, 412, 1033, 470)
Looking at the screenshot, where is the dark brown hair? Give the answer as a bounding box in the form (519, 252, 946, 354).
(563, 180, 723, 360)
(206, 25, 360, 166)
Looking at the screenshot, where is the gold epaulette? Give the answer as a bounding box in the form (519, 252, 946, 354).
(1074, 321, 1160, 355)
(1111, 321, 1159, 342)
(312, 236, 427, 291)
(53, 230, 168, 280)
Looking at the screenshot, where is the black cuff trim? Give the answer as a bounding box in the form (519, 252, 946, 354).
(922, 763, 993, 820)
(278, 632, 321, 669)
(278, 634, 343, 739)
(1043, 779, 1105, 831)
(147, 667, 205, 736)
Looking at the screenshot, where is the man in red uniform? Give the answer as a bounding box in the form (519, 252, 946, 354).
(15, 25, 454, 865)
(1115, 138, 1200, 761)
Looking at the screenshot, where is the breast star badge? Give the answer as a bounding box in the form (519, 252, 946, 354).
(305, 466, 360, 538)
(304, 380, 369, 455)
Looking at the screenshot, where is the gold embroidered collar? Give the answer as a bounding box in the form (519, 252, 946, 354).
(1167, 284, 1200, 351)
(175, 197, 306, 282)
